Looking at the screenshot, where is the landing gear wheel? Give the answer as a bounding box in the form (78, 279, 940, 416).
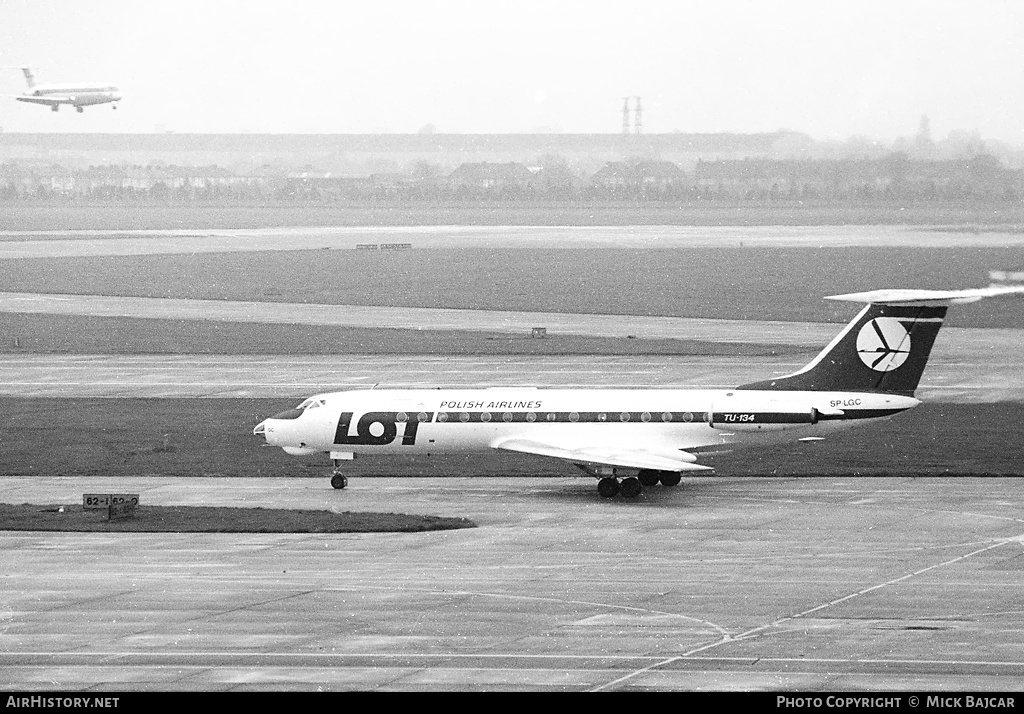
(659, 472, 681, 487)
(619, 476, 642, 498)
(597, 477, 620, 498)
(638, 469, 661, 487)
(331, 474, 348, 490)
(75, 106, 83, 113)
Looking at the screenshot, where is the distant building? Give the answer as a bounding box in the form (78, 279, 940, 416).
(590, 159, 687, 192)
(0, 132, 805, 174)
(448, 162, 534, 190)
(693, 155, 1023, 200)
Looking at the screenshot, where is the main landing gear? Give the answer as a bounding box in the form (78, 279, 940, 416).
(596, 469, 682, 499)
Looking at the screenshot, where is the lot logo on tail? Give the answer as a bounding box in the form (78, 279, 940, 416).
(857, 318, 911, 371)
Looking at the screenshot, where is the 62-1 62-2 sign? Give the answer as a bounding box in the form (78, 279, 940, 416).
(83, 493, 139, 510)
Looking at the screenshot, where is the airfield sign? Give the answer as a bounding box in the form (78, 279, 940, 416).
(83, 493, 139, 509)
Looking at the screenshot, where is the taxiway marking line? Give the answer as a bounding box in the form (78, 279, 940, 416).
(591, 535, 1023, 692)
(3, 652, 1023, 667)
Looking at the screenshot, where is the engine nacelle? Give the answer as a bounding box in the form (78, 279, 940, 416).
(709, 395, 819, 432)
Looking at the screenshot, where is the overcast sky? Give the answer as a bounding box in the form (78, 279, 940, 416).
(1, 0, 1022, 144)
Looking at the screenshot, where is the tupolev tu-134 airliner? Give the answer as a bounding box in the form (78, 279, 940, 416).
(254, 286, 1023, 498)
(14, 66, 121, 113)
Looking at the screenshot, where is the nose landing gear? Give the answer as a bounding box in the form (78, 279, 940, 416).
(330, 452, 354, 489)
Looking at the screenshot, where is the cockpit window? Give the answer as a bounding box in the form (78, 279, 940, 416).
(296, 398, 327, 411)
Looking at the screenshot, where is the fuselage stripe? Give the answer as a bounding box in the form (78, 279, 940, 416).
(425, 409, 906, 424)
(435, 410, 703, 424)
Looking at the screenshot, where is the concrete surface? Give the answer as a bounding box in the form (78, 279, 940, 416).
(1, 474, 1023, 691)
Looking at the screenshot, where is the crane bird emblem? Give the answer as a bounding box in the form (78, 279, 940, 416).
(856, 318, 911, 371)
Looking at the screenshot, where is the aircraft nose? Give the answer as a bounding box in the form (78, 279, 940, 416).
(254, 408, 304, 441)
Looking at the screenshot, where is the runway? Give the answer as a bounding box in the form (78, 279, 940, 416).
(2, 224, 1024, 258)
(0, 291, 836, 345)
(2, 474, 1024, 691)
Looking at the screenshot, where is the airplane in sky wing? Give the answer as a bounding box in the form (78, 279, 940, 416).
(253, 286, 1021, 498)
(14, 66, 121, 113)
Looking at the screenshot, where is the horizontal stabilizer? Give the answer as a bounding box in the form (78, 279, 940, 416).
(826, 285, 1024, 306)
(493, 438, 713, 473)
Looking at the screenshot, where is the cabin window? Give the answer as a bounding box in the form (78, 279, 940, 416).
(641, 412, 652, 422)
(396, 412, 408, 423)
(569, 412, 580, 422)
(526, 412, 537, 422)
(620, 412, 631, 422)
(661, 412, 673, 422)
(682, 412, 694, 423)
(460, 412, 470, 422)
(480, 412, 492, 422)
(546, 413, 557, 422)
(438, 412, 449, 422)
(417, 412, 428, 422)
(597, 413, 607, 422)
(503, 412, 513, 422)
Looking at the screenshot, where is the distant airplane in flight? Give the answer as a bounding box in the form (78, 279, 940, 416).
(253, 284, 1024, 498)
(15, 66, 121, 113)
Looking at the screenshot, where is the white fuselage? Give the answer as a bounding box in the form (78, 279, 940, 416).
(257, 387, 919, 465)
(18, 83, 121, 107)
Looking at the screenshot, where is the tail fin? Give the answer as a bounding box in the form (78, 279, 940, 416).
(20, 66, 35, 88)
(739, 286, 1024, 396)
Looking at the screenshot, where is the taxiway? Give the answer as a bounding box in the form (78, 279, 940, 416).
(2, 474, 1024, 691)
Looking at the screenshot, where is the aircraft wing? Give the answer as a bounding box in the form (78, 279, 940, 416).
(492, 438, 714, 472)
(15, 96, 67, 106)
